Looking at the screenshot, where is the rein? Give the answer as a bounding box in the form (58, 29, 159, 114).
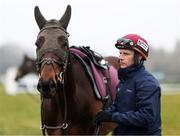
(40, 79, 68, 135)
(39, 53, 69, 135)
(36, 26, 70, 135)
(40, 96, 68, 135)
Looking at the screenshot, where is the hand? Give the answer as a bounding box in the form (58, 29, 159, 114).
(94, 111, 112, 124)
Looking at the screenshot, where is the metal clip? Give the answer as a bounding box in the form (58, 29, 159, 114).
(62, 123, 68, 129)
(59, 72, 64, 84)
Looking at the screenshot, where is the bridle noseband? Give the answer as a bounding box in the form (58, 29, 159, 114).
(36, 26, 70, 135)
(37, 57, 67, 85)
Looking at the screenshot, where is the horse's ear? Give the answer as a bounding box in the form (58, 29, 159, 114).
(24, 54, 29, 60)
(59, 5, 71, 30)
(24, 54, 27, 58)
(34, 6, 47, 29)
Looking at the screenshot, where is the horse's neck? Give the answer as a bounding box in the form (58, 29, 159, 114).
(65, 53, 96, 112)
(42, 97, 63, 125)
(65, 54, 76, 89)
(66, 53, 87, 92)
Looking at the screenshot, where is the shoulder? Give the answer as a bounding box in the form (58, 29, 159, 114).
(135, 69, 160, 89)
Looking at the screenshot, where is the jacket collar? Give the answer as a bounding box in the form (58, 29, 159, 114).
(118, 63, 144, 81)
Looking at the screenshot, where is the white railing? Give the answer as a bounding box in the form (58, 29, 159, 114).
(161, 83, 180, 94)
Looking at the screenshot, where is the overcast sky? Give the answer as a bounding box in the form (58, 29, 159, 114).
(0, 0, 180, 57)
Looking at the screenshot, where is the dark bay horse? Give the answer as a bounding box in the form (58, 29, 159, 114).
(104, 56, 119, 70)
(15, 55, 37, 81)
(34, 5, 119, 135)
(14, 55, 118, 82)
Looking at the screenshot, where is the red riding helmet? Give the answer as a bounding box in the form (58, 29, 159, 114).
(115, 34, 149, 60)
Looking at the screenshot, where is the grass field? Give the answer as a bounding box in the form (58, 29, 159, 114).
(0, 85, 41, 135)
(0, 84, 180, 135)
(161, 92, 180, 135)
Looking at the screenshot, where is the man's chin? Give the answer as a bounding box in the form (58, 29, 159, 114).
(120, 65, 127, 68)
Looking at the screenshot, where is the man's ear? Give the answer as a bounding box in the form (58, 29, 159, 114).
(138, 54, 143, 61)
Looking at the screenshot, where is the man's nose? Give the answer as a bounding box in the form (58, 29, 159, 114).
(119, 54, 124, 60)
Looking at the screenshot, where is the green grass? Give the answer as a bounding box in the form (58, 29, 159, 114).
(0, 84, 180, 135)
(0, 85, 41, 135)
(162, 93, 180, 135)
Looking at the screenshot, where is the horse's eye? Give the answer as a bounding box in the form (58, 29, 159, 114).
(35, 37, 45, 49)
(62, 41, 68, 48)
(58, 36, 68, 48)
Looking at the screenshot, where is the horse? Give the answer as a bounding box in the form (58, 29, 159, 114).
(15, 55, 37, 81)
(34, 5, 119, 135)
(104, 56, 119, 70)
(14, 55, 118, 82)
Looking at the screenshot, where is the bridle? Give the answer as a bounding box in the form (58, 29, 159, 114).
(36, 26, 70, 135)
(37, 56, 68, 84)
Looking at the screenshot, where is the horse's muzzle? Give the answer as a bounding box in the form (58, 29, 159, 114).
(37, 78, 57, 98)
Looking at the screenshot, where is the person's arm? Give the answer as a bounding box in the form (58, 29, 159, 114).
(105, 102, 117, 113)
(111, 81, 161, 127)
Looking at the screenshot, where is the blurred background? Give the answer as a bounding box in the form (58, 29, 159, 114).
(0, 0, 180, 135)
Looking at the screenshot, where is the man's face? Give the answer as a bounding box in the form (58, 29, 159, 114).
(119, 49, 135, 68)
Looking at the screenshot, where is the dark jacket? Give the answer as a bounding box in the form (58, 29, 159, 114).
(106, 63, 161, 135)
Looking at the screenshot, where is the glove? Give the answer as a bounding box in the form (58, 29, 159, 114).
(94, 111, 112, 124)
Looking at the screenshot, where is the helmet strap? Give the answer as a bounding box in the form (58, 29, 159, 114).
(134, 51, 144, 66)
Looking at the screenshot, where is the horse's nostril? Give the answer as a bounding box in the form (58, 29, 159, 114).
(37, 79, 56, 94)
(50, 80, 56, 89)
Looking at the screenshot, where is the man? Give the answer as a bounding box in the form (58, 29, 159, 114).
(95, 34, 161, 135)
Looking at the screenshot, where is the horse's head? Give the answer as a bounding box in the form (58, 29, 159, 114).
(34, 5, 71, 98)
(15, 55, 36, 81)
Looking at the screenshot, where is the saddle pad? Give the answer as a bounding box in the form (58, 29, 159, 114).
(70, 47, 119, 101)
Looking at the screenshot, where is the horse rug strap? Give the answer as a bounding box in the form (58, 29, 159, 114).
(70, 46, 119, 101)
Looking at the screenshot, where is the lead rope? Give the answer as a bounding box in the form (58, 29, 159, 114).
(94, 67, 112, 136)
(94, 98, 110, 136)
(41, 96, 46, 136)
(61, 74, 68, 135)
(57, 50, 69, 135)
